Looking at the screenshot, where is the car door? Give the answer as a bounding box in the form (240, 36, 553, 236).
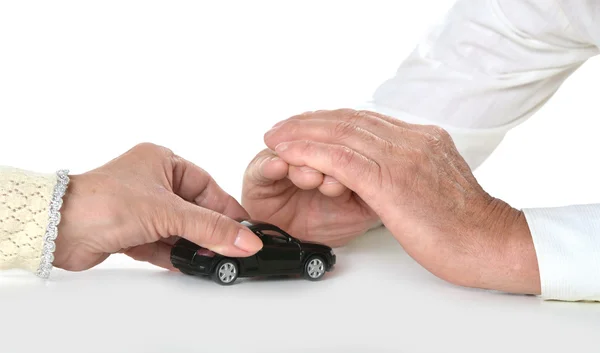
(171, 238, 200, 267)
(256, 230, 302, 274)
(191, 248, 218, 272)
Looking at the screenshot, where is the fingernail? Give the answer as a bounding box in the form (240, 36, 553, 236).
(234, 229, 263, 252)
(259, 156, 280, 172)
(323, 176, 340, 184)
(275, 142, 289, 152)
(300, 166, 319, 173)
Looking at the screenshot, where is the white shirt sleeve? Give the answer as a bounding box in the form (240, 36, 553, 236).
(359, 0, 600, 301)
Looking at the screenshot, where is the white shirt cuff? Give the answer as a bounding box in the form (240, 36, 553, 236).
(523, 204, 600, 301)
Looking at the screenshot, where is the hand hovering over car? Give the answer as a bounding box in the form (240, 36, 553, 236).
(242, 148, 380, 248)
(53, 143, 262, 272)
(250, 109, 540, 296)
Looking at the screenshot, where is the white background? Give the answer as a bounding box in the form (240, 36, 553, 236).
(1, 1, 600, 352)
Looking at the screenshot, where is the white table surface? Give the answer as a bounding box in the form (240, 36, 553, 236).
(2, 0, 600, 351)
(1, 226, 599, 353)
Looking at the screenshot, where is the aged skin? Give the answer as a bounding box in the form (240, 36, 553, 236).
(243, 109, 540, 295)
(54, 143, 262, 272)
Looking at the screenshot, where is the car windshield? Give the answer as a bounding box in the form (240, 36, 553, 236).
(261, 229, 290, 240)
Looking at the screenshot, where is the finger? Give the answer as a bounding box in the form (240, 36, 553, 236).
(336, 110, 454, 147)
(170, 155, 249, 220)
(265, 119, 390, 159)
(317, 175, 348, 197)
(285, 109, 455, 146)
(273, 140, 377, 195)
(243, 149, 289, 187)
(167, 199, 263, 257)
(273, 109, 417, 134)
(287, 165, 324, 190)
(124, 241, 177, 271)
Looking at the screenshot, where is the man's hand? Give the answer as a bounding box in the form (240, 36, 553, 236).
(242, 149, 379, 248)
(261, 109, 541, 295)
(54, 143, 262, 271)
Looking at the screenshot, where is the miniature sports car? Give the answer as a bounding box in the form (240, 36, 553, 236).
(170, 220, 336, 285)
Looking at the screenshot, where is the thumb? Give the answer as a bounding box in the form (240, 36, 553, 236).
(243, 149, 289, 187)
(168, 199, 263, 257)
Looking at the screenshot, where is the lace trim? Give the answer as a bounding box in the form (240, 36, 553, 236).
(36, 169, 70, 278)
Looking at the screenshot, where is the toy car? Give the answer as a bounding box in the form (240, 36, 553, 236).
(170, 220, 336, 285)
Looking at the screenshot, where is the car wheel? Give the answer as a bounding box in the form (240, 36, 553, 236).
(212, 259, 239, 285)
(304, 256, 326, 281)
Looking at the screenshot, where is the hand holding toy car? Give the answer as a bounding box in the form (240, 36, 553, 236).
(52, 143, 263, 271)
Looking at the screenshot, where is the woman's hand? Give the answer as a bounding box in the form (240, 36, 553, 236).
(54, 143, 262, 271)
(263, 109, 540, 295)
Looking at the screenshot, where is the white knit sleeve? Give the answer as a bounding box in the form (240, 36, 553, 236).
(0, 167, 69, 278)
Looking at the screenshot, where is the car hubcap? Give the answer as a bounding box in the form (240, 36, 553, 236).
(307, 258, 324, 278)
(218, 263, 236, 283)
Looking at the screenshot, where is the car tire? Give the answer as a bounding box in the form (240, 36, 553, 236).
(212, 259, 239, 285)
(303, 255, 326, 281)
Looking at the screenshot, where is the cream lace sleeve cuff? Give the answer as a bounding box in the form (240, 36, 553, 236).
(0, 167, 69, 278)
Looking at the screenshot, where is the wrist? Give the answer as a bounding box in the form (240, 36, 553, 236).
(457, 198, 541, 295)
(53, 173, 101, 271)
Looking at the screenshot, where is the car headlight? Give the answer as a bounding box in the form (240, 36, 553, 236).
(330, 249, 335, 256)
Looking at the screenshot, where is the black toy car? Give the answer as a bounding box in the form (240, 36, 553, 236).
(170, 220, 336, 285)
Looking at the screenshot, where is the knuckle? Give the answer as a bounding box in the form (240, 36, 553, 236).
(382, 139, 396, 155)
(169, 153, 185, 170)
(333, 108, 356, 116)
(133, 142, 157, 149)
(423, 133, 442, 148)
(298, 110, 318, 117)
(438, 126, 451, 137)
(331, 145, 356, 169)
(297, 140, 314, 154)
(426, 125, 451, 141)
(132, 142, 173, 157)
(132, 142, 158, 152)
(420, 127, 447, 150)
(348, 109, 369, 124)
(158, 197, 184, 235)
(435, 126, 451, 140)
(332, 121, 357, 140)
(202, 212, 231, 245)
